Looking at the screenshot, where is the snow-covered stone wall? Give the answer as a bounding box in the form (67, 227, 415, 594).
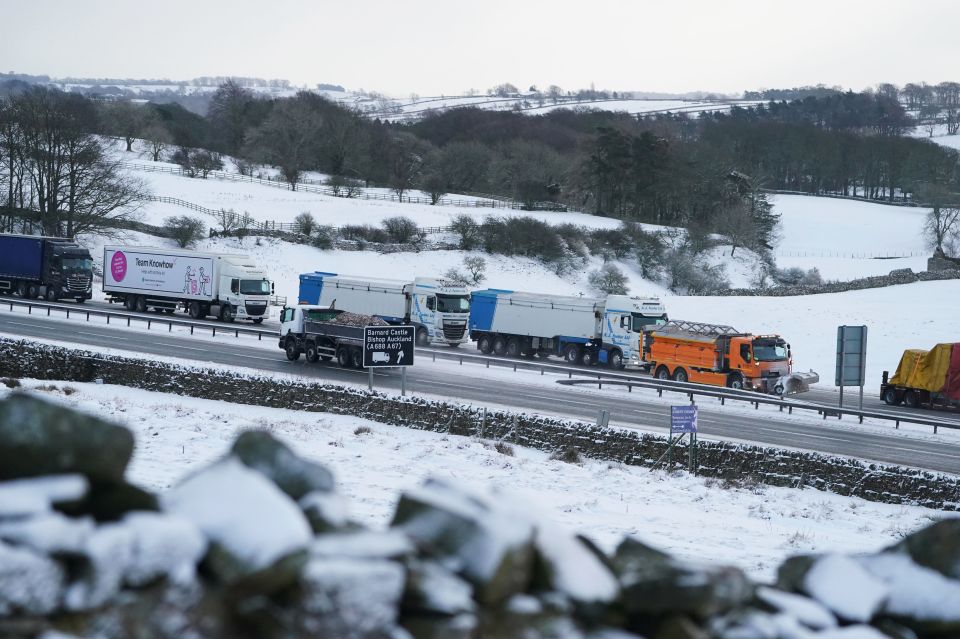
(1, 392, 959, 639)
(1, 338, 958, 512)
(710, 267, 960, 297)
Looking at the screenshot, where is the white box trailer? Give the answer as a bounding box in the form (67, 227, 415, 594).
(469, 289, 668, 368)
(298, 272, 470, 346)
(103, 246, 275, 323)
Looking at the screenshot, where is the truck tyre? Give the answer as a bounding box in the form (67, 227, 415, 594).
(882, 387, 902, 406)
(124, 296, 135, 311)
(608, 350, 624, 370)
(351, 347, 364, 369)
(727, 373, 745, 390)
(26, 283, 40, 299)
(493, 336, 508, 356)
(416, 327, 428, 347)
(188, 301, 202, 319)
(477, 335, 494, 354)
(506, 338, 521, 358)
(284, 337, 301, 361)
(135, 296, 147, 313)
(655, 366, 671, 380)
(672, 368, 689, 383)
(337, 347, 351, 368)
(903, 390, 921, 409)
(76, 297, 86, 304)
(564, 344, 582, 364)
(252, 318, 264, 325)
(219, 304, 234, 322)
(305, 341, 320, 363)
(16, 281, 27, 297)
(582, 350, 596, 367)
(44, 287, 58, 302)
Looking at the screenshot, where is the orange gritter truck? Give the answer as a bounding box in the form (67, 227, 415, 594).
(881, 343, 960, 409)
(642, 320, 819, 395)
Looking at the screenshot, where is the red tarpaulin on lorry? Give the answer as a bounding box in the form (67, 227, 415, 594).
(946, 343, 960, 401)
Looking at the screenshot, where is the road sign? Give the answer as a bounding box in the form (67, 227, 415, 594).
(835, 325, 867, 386)
(363, 325, 415, 368)
(835, 325, 868, 410)
(670, 405, 698, 434)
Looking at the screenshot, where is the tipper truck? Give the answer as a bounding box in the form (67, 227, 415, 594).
(298, 272, 470, 346)
(103, 246, 275, 323)
(468, 289, 668, 368)
(881, 343, 960, 409)
(643, 320, 818, 394)
(0, 234, 93, 302)
(279, 305, 388, 369)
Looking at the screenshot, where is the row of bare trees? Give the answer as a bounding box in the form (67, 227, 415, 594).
(0, 87, 145, 237)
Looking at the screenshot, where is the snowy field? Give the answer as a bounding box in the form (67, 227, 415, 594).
(2, 380, 952, 583)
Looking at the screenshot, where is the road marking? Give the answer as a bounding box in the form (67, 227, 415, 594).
(77, 331, 127, 340)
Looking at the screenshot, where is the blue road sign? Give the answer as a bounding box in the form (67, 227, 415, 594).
(671, 405, 698, 434)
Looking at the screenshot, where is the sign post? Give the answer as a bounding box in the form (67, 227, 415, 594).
(653, 403, 699, 473)
(835, 325, 868, 410)
(363, 325, 415, 396)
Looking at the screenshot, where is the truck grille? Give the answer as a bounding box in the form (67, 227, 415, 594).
(66, 275, 90, 292)
(245, 302, 267, 317)
(443, 323, 466, 340)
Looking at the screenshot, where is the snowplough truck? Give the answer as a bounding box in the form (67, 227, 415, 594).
(642, 320, 819, 394)
(881, 343, 960, 409)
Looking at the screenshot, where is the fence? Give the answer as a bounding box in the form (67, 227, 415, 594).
(124, 161, 565, 212)
(772, 249, 926, 259)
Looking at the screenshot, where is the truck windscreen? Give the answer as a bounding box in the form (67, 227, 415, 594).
(631, 313, 668, 331)
(753, 341, 788, 361)
(62, 258, 93, 271)
(437, 294, 469, 313)
(240, 279, 271, 295)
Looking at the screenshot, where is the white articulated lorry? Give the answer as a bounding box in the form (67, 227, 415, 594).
(468, 289, 668, 369)
(298, 272, 470, 346)
(103, 246, 275, 323)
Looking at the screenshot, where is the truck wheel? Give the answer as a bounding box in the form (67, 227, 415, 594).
(477, 335, 493, 354)
(285, 337, 301, 361)
(252, 318, 264, 325)
(75, 298, 86, 304)
(135, 296, 147, 313)
(219, 304, 234, 322)
(506, 338, 521, 358)
(608, 350, 624, 370)
(351, 348, 364, 369)
(305, 342, 320, 363)
(124, 296, 135, 311)
(188, 301, 202, 319)
(536, 352, 551, 359)
(44, 287, 58, 302)
(337, 347, 351, 368)
(26, 283, 40, 299)
(727, 373, 745, 390)
(672, 368, 689, 383)
(15, 281, 26, 297)
(582, 350, 596, 367)
(655, 366, 670, 380)
(882, 387, 902, 406)
(493, 337, 507, 356)
(903, 390, 921, 409)
(564, 344, 582, 364)
(416, 327, 428, 346)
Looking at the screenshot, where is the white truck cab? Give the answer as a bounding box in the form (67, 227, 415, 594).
(409, 277, 470, 346)
(600, 295, 669, 366)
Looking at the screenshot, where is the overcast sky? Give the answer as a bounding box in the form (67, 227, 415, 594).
(3, 0, 957, 96)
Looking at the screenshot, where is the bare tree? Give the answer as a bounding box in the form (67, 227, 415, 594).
(165, 215, 206, 248)
(714, 201, 757, 257)
(103, 100, 147, 153)
(388, 132, 431, 200)
(925, 204, 960, 255)
(588, 263, 629, 295)
(142, 121, 173, 162)
(244, 94, 323, 190)
(12, 87, 145, 237)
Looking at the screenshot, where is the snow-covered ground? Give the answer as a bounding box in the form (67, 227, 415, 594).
(3, 380, 952, 583)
